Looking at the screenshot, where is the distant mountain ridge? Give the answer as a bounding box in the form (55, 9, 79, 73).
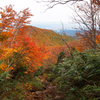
(25, 26, 75, 46)
(54, 29, 81, 36)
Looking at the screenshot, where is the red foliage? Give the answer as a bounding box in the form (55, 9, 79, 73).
(13, 36, 50, 72)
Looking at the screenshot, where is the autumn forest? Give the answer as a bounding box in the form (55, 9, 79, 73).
(0, 0, 100, 100)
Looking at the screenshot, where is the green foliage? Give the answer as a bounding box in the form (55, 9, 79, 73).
(49, 49, 100, 99)
(34, 66, 44, 76)
(1, 47, 100, 100)
(0, 71, 11, 82)
(0, 71, 43, 100)
(56, 51, 66, 64)
(31, 77, 43, 91)
(0, 62, 43, 100)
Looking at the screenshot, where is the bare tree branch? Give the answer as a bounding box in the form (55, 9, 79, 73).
(73, 0, 100, 49)
(36, 0, 83, 11)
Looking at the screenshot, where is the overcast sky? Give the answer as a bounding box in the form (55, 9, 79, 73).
(0, 0, 78, 30)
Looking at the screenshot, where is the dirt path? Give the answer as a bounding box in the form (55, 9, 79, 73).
(30, 76, 64, 100)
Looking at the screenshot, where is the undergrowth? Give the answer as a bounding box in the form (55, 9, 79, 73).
(48, 49, 100, 100)
(1, 49, 100, 100)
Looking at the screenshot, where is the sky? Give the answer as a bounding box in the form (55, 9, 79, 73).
(0, 0, 78, 30)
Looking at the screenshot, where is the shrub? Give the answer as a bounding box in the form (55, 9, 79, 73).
(50, 49, 100, 99)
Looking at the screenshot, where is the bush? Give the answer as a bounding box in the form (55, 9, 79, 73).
(33, 66, 44, 76)
(49, 49, 100, 99)
(24, 77, 43, 92)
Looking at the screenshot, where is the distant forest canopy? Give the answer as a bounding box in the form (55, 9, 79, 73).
(25, 25, 75, 46)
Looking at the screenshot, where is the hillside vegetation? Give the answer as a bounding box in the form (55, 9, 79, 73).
(25, 26, 75, 46)
(0, 3, 100, 100)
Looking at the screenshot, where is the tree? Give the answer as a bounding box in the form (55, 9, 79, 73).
(93, 0, 100, 5)
(0, 36, 49, 73)
(37, 0, 83, 10)
(71, 0, 100, 49)
(0, 5, 50, 75)
(37, 0, 100, 9)
(0, 5, 33, 47)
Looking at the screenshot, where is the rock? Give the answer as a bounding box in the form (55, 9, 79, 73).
(31, 92, 36, 95)
(51, 96, 64, 100)
(43, 89, 48, 94)
(35, 91, 43, 95)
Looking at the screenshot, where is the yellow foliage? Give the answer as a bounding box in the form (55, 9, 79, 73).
(24, 71, 28, 74)
(24, 82, 33, 90)
(43, 54, 50, 60)
(2, 48, 13, 59)
(13, 49, 17, 52)
(25, 57, 30, 62)
(0, 62, 7, 71)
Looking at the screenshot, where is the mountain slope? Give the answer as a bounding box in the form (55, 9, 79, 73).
(25, 26, 75, 46)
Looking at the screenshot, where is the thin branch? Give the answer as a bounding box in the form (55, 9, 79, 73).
(36, 0, 83, 11)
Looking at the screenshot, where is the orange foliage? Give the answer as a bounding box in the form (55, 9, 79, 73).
(0, 5, 50, 73)
(13, 36, 50, 72)
(44, 45, 67, 65)
(0, 4, 79, 73)
(0, 5, 33, 47)
(75, 30, 100, 52)
(96, 35, 100, 43)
